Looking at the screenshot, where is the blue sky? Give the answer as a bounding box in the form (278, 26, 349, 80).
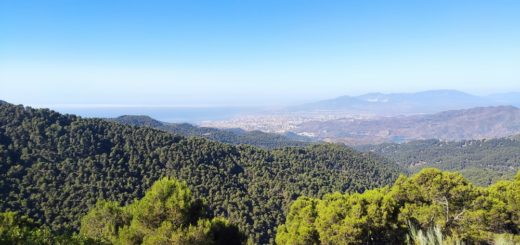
(1, 0, 519, 106)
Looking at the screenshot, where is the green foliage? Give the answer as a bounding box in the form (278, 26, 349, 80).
(359, 138, 520, 185)
(79, 201, 130, 243)
(0, 103, 400, 243)
(314, 188, 398, 244)
(0, 211, 97, 245)
(488, 171, 520, 232)
(276, 168, 520, 245)
(275, 197, 319, 245)
(80, 177, 244, 245)
(167, 218, 244, 245)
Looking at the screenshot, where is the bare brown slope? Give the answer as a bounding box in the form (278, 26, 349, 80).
(295, 106, 520, 145)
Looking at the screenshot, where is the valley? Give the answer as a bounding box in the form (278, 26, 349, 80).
(3, 1, 520, 243)
(202, 91, 520, 145)
(0, 102, 399, 244)
(2, 99, 520, 244)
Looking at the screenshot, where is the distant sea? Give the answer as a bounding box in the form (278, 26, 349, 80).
(44, 106, 257, 123)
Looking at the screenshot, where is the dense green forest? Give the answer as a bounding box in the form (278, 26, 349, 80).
(5, 168, 518, 245)
(1, 177, 244, 244)
(111, 115, 312, 149)
(0, 103, 400, 244)
(358, 138, 520, 185)
(277, 168, 520, 244)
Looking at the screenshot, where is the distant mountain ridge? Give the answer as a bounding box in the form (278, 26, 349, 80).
(292, 90, 519, 115)
(294, 105, 520, 145)
(110, 115, 314, 148)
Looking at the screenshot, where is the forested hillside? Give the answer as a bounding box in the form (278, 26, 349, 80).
(0, 103, 400, 244)
(358, 138, 520, 185)
(1, 177, 244, 245)
(111, 115, 312, 149)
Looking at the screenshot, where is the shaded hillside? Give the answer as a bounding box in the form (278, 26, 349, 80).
(0, 103, 400, 244)
(115, 115, 313, 147)
(358, 137, 520, 185)
(295, 106, 520, 145)
(111, 115, 313, 149)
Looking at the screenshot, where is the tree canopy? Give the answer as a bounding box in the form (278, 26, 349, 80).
(0, 211, 96, 245)
(276, 169, 520, 244)
(80, 177, 244, 245)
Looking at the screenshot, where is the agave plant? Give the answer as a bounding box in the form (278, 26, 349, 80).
(406, 221, 464, 245)
(493, 234, 518, 245)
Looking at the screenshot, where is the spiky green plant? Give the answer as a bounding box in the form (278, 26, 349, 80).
(406, 221, 464, 245)
(494, 234, 519, 245)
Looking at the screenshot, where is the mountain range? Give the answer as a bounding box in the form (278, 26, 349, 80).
(201, 90, 520, 145)
(294, 106, 520, 145)
(291, 90, 520, 116)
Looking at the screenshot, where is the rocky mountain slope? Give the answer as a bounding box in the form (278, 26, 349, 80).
(295, 106, 520, 145)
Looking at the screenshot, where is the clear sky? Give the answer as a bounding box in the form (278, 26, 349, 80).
(1, 0, 519, 106)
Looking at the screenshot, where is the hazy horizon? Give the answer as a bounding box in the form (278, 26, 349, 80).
(2, 88, 517, 123)
(5, 88, 520, 108)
